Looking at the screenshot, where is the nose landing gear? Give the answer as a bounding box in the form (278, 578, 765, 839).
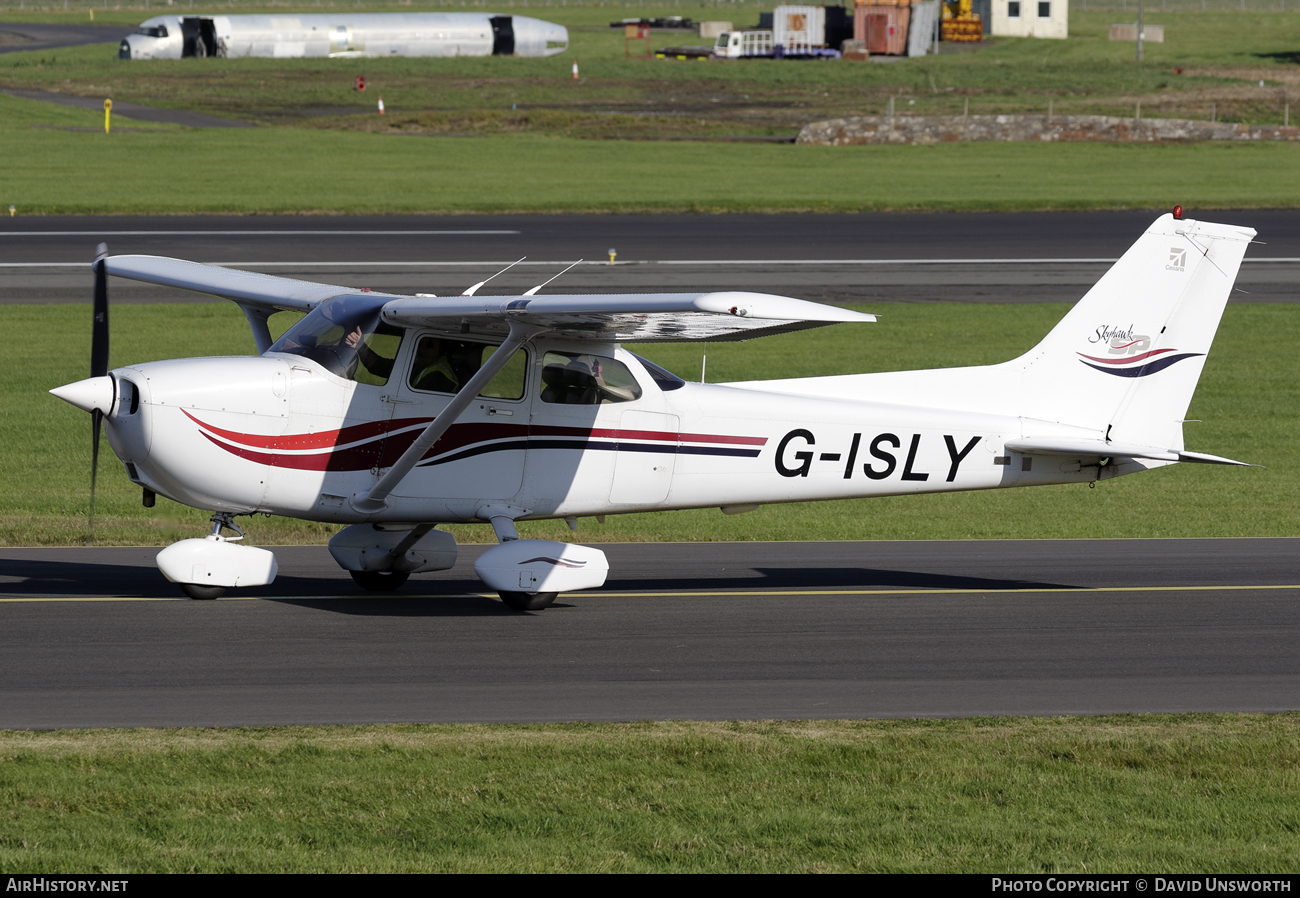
(157, 512, 278, 600)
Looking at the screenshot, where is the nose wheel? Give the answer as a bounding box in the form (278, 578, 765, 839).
(162, 512, 278, 600)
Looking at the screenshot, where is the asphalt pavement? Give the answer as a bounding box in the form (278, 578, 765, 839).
(2, 211, 1296, 304)
(1, 538, 1296, 728)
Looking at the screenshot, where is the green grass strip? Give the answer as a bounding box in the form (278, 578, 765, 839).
(1, 715, 1298, 872)
(2, 89, 1299, 214)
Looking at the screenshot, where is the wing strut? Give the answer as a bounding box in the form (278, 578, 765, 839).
(350, 319, 547, 515)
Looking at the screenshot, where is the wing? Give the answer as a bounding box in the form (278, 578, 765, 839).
(104, 255, 381, 312)
(379, 292, 876, 343)
(104, 255, 876, 343)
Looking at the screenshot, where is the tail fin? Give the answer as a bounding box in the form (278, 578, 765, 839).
(1015, 213, 1254, 450)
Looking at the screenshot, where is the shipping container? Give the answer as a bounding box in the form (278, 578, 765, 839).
(773, 5, 826, 47)
(855, 4, 911, 56)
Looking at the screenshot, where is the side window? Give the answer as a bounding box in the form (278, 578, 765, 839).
(1037, 1, 1050, 16)
(407, 336, 527, 400)
(1008, 0, 1021, 16)
(354, 325, 403, 386)
(541, 351, 643, 405)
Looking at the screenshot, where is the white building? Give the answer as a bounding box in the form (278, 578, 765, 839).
(989, 0, 1068, 39)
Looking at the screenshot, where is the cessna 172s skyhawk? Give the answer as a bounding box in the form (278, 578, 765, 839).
(51, 212, 1253, 609)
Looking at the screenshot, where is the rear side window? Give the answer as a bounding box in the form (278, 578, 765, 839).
(541, 352, 642, 405)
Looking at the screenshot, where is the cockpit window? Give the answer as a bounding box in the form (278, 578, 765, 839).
(407, 336, 527, 400)
(136, 25, 169, 37)
(541, 351, 642, 405)
(269, 294, 403, 386)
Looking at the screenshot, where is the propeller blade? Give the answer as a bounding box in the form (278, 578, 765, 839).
(91, 243, 109, 378)
(88, 242, 108, 543)
(89, 408, 101, 544)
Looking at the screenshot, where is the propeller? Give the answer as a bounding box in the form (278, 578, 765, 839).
(89, 243, 109, 542)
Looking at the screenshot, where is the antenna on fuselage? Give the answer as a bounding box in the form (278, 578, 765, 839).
(523, 259, 583, 296)
(461, 257, 526, 297)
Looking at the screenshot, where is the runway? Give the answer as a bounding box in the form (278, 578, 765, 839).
(2, 538, 1297, 728)
(3, 211, 1297, 304)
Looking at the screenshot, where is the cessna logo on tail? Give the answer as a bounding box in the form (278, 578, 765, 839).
(1167, 247, 1187, 271)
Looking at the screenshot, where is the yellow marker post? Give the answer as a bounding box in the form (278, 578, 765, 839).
(89, 8, 93, 19)
(103, 98, 111, 134)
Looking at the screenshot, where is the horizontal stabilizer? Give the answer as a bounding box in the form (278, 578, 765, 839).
(1174, 450, 1253, 467)
(380, 291, 875, 343)
(1006, 437, 1250, 466)
(105, 255, 376, 312)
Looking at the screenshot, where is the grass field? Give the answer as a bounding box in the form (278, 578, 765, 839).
(3, 6, 1299, 128)
(1, 715, 1298, 872)
(3, 89, 1300, 214)
(9, 300, 1296, 548)
(2, 9, 1300, 213)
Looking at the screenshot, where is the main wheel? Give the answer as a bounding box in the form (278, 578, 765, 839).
(179, 582, 225, 600)
(498, 591, 558, 611)
(349, 570, 410, 592)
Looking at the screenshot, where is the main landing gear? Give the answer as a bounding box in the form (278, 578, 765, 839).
(348, 570, 410, 592)
(497, 590, 559, 612)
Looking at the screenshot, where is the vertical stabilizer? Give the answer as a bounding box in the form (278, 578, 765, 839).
(1015, 214, 1254, 450)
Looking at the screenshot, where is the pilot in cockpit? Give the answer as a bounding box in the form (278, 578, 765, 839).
(409, 338, 462, 394)
(270, 295, 400, 384)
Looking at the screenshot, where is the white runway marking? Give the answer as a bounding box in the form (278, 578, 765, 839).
(0, 230, 520, 237)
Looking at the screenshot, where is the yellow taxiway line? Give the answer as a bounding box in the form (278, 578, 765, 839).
(2, 584, 1300, 603)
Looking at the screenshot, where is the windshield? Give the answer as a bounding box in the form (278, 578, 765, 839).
(136, 25, 168, 37)
(269, 294, 404, 386)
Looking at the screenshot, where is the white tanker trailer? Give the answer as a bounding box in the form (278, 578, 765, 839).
(117, 12, 568, 60)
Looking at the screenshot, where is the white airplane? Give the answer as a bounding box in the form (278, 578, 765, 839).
(118, 13, 568, 60)
(51, 212, 1253, 609)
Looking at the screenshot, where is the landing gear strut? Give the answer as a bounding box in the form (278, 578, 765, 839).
(159, 512, 280, 601)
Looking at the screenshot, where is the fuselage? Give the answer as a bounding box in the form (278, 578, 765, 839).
(118, 13, 568, 60)
(102, 334, 1146, 526)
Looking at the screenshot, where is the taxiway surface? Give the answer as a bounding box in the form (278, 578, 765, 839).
(3, 211, 1296, 304)
(2, 538, 1297, 728)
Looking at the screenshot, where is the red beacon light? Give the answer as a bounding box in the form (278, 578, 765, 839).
(1173, 205, 1184, 220)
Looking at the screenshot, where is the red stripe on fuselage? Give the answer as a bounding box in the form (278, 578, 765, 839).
(189, 412, 766, 471)
(182, 408, 434, 451)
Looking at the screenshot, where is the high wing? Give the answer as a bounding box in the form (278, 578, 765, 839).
(378, 292, 874, 342)
(104, 254, 875, 344)
(105, 255, 366, 312)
